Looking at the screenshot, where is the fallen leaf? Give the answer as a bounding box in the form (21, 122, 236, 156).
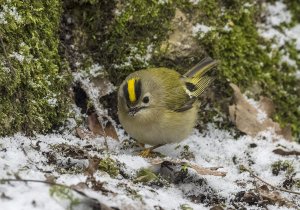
(234, 191, 260, 205)
(84, 156, 101, 176)
(104, 122, 119, 141)
(86, 176, 112, 194)
(74, 70, 118, 140)
(71, 182, 88, 191)
(75, 71, 115, 100)
(90, 76, 115, 99)
(190, 163, 226, 177)
(258, 96, 275, 117)
(44, 174, 56, 184)
(279, 125, 293, 141)
(210, 205, 224, 210)
(76, 127, 95, 139)
(258, 185, 296, 208)
(272, 148, 300, 156)
(229, 83, 292, 140)
(88, 112, 105, 136)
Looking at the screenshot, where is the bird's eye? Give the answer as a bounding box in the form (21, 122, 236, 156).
(142, 96, 149, 104)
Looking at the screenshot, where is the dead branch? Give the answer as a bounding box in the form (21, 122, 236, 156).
(241, 165, 300, 196)
(151, 158, 227, 177)
(273, 148, 300, 156)
(0, 178, 114, 209)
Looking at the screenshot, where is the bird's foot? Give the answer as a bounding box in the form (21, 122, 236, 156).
(139, 148, 155, 158)
(138, 144, 165, 158)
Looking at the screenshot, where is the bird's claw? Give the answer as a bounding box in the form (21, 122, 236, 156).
(139, 148, 153, 158)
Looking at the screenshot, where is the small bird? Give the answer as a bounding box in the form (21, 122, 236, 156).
(117, 57, 217, 157)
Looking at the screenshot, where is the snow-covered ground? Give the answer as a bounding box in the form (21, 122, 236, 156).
(0, 124, 300, 210)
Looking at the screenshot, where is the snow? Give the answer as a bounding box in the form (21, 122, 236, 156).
(265, 2, 291, 26)
(189, 0, 201, 5)
(1, 124, 299, 210)
(259, 1, 300, 51)
(9, 52, 25, 63)
(192, 24, 213, 38)
(158, 0, 169, 5)
(115, 154, 151, 173)
(47, 98, 58, 106)
(0, 4, 22, 24)
(286, 25, 300, 50)
(245, 97, 268, 123)
(73, 65, 116, 100)
(88, 63, 104, 77)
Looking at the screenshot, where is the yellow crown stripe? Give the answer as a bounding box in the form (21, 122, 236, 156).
(127, 78, 136, 102)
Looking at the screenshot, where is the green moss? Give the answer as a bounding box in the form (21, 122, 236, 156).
(125, 185, 143, 202)
(98, 157, 119, 177)
(0, 0, 71, 136)
(296, 179, 300, 189)
(283, 0, 300, 24)
(62, 0, 175, 84)
(271, 160, 294, 176)
(189, 0, 300, 141)
(180, 204, 194, 210)
(49, 186, 80, 210)
(134, 168, 159, 183)
(180, 145, 195, 160)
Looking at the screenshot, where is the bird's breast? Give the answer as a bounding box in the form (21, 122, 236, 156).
(119, 106, 198, 145)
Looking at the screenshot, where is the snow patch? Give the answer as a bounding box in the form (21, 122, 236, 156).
(259, 1, 300, 50)
(265, 2, 291, 26)
(189, 0, 201, 5)
(0, 4, 22, 24)
(244, 96, 268, 123)
(9, 52, 25, 63)
(192, 23, 213, 38)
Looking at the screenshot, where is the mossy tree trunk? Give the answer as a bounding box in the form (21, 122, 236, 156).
(0, 0, 70, 136)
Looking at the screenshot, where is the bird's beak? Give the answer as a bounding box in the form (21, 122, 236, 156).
(128, 106, 144, 116)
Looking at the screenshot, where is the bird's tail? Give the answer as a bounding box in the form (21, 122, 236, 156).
(182, 57, 218, 98)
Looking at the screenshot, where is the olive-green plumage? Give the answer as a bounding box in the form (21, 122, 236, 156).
(118, 57, 217, 146)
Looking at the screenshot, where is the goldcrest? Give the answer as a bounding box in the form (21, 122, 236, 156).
(117, 57, 217, 146)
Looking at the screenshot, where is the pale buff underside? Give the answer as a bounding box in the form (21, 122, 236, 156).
(118, 105, 198, 145)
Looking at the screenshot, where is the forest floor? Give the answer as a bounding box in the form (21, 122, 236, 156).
(0, 119, 300, 210)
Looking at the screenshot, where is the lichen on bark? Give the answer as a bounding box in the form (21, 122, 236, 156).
(0, 0, 70, 136)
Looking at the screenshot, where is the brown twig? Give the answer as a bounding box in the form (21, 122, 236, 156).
(0, 178, 85, 195)
(241, 165, 300, 196)
(151, 158, 227, 177)
(0, 178, 109, 208)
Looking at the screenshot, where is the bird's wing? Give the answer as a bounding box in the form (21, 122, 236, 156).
(173, 97, 197, 112)
(181, 57, 218, 98)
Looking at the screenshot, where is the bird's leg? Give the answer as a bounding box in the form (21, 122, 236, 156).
(139, 144, 165, 158)
(138, 143, 145, 148)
